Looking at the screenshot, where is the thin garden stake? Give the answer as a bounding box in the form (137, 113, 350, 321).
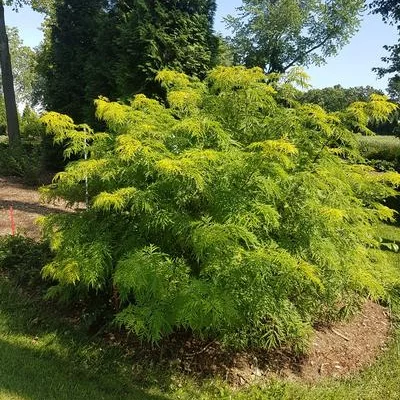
(84, 137, 89, 208)
(9, 205, 15, 235)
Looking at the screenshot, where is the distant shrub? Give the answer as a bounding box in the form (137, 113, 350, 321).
(358, 135, 400, 167)
(357, 136, 400, 220)
(0, 235, 53, 286)
(39, 67, 400, 351)
(0, 143, 42, 185)
(0, 108, 62, 184)
(20, 106, 45, 143)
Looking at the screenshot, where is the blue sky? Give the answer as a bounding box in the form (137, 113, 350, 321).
(5, 1, 398, 91)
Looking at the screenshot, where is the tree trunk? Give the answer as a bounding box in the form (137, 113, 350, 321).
(0, 1, 20, 148)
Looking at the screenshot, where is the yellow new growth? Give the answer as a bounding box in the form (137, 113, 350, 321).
(156, 157, 205, 190)
(375, 171, 400, 187)
(367, 94, 398, 123)
(95, 97, 128, 125)
(346, 94, 397, 132)
(249, 139, 298, 155)
(156, 159, 183, 175)
(42, 260, 80, 285)
(93, 187, 138, 211)
(40, 112, 75, 138)
(156, 70, 191, 88)
(208, 66, 273, 92)
(130, 94, 163, 111)
(116, 136, 142, 161)
(298, 261, 323, 289)
(320, 207, 346, 222)
(167, 89, 202, 112)
(373, 203, 397, 222)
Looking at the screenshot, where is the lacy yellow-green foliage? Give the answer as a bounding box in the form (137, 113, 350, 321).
(345, 94, 397, 135)
(39, 67, 400, 350)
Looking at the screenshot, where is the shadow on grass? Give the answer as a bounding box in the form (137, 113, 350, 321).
(0, 338, 169, 400)
(0, 280, 172, 400)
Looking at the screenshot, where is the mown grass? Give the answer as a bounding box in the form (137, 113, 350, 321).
(0, 223, 399, 400)
(0, 278, 170, 400)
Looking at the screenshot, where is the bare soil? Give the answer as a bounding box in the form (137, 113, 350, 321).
(299, 301, 390, 381)
(0, 176, 71, 238)
(0, 175, 393, 385)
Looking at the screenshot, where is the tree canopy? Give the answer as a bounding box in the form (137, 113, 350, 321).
(300, 85, 383, 112)
(370, 0, 400, 23)
(225, 0, 364, 73)
(111, 0, 218, 98)
(0, 0, 52, 147)
(4, 0, 53, 13)
(6, 27, 36, 105)
(35, 0, 106, 123)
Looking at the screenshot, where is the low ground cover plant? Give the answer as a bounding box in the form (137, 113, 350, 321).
(0, 235, 52, 286)
(39, 67, 400, 351)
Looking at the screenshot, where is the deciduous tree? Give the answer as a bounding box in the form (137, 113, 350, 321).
(225, 0, 364, 73)
(6, 27, 36, 105)
(371, 0, 400, 99)
(0, 0, 51, 147)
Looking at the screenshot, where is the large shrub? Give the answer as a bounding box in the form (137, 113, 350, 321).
(39, 67, 400, 351)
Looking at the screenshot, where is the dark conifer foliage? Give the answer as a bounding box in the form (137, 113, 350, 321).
(38, 0, 106, 123)
(112, 0, 218, 98)
(36, 0, 218, 122)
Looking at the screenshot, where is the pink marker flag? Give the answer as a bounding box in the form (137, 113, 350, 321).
(9, 206, 15, 235)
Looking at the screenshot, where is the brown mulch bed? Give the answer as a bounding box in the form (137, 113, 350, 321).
(0, 175, 393, 386)
(118, 300, 390, 386)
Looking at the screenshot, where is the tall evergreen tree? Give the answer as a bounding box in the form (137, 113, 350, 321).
(36, 0, 218, 122)
(111, 0, 218, 98)
(37, 0, 106, 123)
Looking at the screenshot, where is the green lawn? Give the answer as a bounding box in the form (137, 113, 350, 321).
(0, 223, 400, 400)
(0, 280, 170, 400)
